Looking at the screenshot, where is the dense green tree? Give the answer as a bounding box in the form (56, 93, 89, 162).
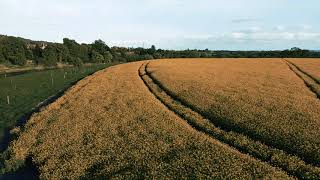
(103, 51, 113, 63)
(144, 54, 154, 60)
(25, 50, 34, 60)
(92, 39, 110, 55)
(55, 44, 70, 63)
(41, 44, 58, 66)
(0, 49, 5, 63)
(63, 38, 92, 64)
(79, 44, 90, 63)
(70, 57, 83, 67)
(149, 45, 156, 55)
(125, 54, 143, 62)
(63, 38, 82, 60)
(32, 44, 43, 61)
(153, 52, 162, 59)
(112, 53, 127, 62)
(200, 52, 210, 58)
(0, 36, 27, 65)
(91, 50, 104, 63)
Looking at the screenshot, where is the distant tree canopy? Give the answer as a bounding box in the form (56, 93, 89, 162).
(92, 39, 110, 55)
(0, 34, 319, 67)
(0, 36, 27, 65)
(0, 50, 5, 63)
(103, 51, 113, 63)
(41, 44, 58, 66)
(91, 50, 104, 63)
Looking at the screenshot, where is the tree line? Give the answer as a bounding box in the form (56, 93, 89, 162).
(0, 35, 319, 67)
(0, 35, 114, 66)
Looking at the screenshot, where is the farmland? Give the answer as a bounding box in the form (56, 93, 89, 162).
(0, 63, 115, 150)
(285, 59, 320, 99)
(146, 58, 320, 175)
(288, 58, 320, 82)
(1, 58, 320, 179)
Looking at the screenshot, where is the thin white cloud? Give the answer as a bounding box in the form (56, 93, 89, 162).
(156, 26, 320, 50)
(301, 24, 312, 30)
(228, 31, 320, 41)
(231, 18, 258, 23)
(275, 25, 286, 31)
(231, 32, 247, 39)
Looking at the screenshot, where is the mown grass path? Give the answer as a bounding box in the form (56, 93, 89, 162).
(140, 61, 320, 179)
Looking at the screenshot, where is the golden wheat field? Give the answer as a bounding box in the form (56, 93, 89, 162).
(288, 58, 320, 82)
(285, 59, 320, 99)
(2, 59, 320, 179)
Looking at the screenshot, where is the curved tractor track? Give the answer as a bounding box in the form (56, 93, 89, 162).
(284, 59, 320, 99)
(139, 61, 320, 179)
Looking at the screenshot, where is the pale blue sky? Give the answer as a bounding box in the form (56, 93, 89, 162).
(0, 0, 319, 50)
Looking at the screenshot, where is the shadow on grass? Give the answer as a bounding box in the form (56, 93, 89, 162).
(0, 156, 39, 180)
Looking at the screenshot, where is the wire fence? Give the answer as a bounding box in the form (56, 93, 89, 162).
(0, 63, 114, 136)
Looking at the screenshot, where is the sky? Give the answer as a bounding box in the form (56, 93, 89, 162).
(0, 0, 319, 50)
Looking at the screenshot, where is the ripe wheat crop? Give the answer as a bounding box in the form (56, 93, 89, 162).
(148, 58, 320, 167)
(3, 58, 320, 179)
(1, 61, 290, 179)
(288, 58, 320, 83)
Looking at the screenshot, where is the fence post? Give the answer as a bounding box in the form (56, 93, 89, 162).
(7, 95, 10, 105)
(51, 72, 54, 86)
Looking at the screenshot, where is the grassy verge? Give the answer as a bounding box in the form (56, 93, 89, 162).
(140, 62, 320, 179)
(0, 63, 117, 146)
